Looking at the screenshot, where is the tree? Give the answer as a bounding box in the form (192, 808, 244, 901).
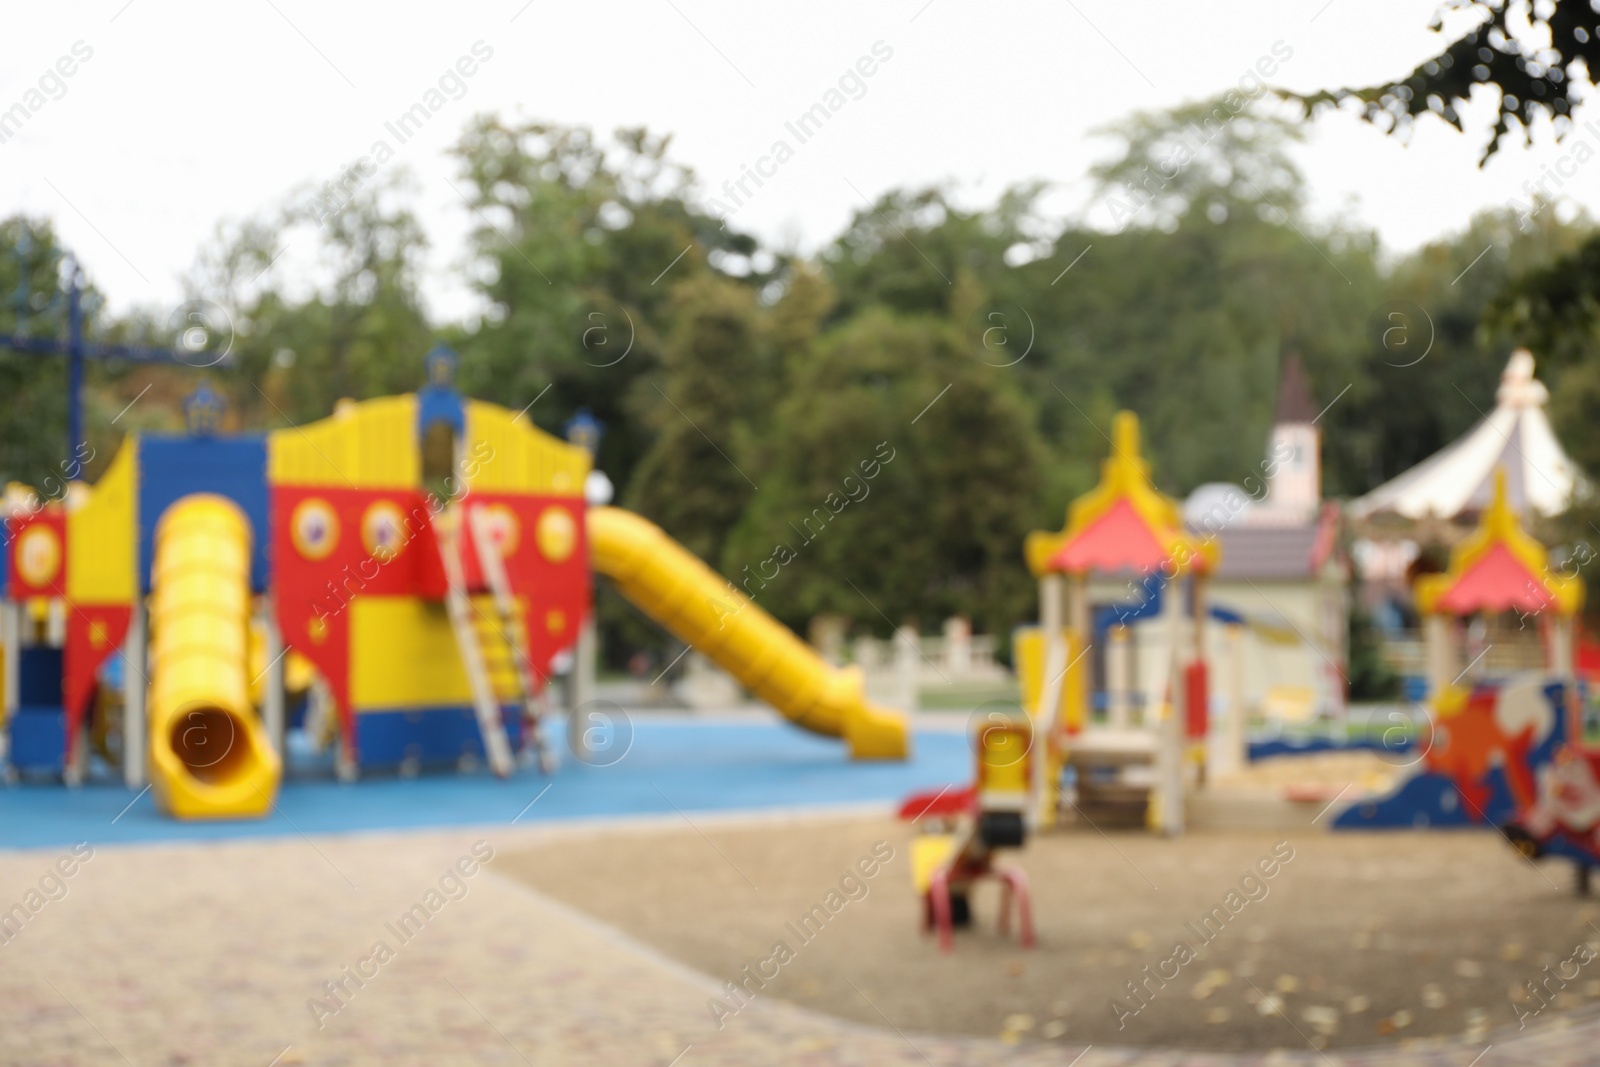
(449, 119, 778, 492)
(821, 184, 1050, 321)
(1297, 0, 1600, 164)
(1088, 97, 1306, 232)
(625, 275, 770, 567)
(722, 309, 1046, 639)
(185, 174, 436, 428)
(1007, 101, 1383, 498)
(1319, 205, 1589, 496)
(0, 216, 125, 486)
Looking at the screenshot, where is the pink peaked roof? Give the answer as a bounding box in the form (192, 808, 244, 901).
(1431, 543, 1553, 616)
(1047, 499, 1171, 574)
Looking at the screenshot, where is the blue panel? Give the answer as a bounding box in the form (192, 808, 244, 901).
(416, 385, 464, 441)
(9, 711, 65, 771)
(18, 647, 62, 706)
(1249, 734, 1415, 761)
(416, 383, 460, 441)
(137, 435, 270, 593)
(1333, 773, 1483, 829)
(353, 706, 523, 770)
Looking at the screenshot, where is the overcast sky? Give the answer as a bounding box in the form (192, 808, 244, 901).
(1, 1, 1593, 324)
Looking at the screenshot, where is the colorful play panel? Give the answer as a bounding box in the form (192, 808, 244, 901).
(0, 347, 909, 823)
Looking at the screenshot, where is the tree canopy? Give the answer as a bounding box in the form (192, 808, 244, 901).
(1298, 0, 1600, 164)
(2, 97, 1595, 663)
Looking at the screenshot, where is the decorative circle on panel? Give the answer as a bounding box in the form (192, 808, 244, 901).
(16, 524, 62, 587)
(535, 507, 577, 563)
(291, 498, 339, 561)
(361, 501, 408, 562)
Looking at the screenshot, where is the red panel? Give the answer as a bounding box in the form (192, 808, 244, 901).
(63, 604, 132, 758)
(270, 486, 591, 760)
(7, 508, 68, 599)
(461, 495, 591, 690)
(897, 786, 976, 820)
(1049, 499, 1170, 575)
(1184, 660, 1209, 740)
(272, 485, 437, 751)
(1435, 544, 1552, 616)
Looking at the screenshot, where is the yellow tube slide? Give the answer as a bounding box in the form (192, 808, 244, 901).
(587, 507, 909, 759)
(148, 494, 281, 818)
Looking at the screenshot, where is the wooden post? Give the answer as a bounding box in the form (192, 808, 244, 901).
(1107, 626, 1129, 730)
(0, 601, 16, 776)
(1040, 575, 1062, 635)
(1154, 574, 1185, 835)
(122, 600, 147, 788)
(1207, 622, 1247, 778)
(570, 614, 598, 760)
(1423, 613, 1454, 698)
(893, 624, 920, 714)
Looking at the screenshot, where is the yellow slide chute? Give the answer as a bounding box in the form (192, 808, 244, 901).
(148, 495, 281, 818)
(586, 507, 909, 760)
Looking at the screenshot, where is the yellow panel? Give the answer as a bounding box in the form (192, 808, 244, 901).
(911, 834, 959, 894)
(350, 595, 521, 709)
(66, 439, 137, 603)
(1014, 626, 1082, 730)
(464, 400, 589, 496)
(268, 395, 420, 489)
(978, 726, 1031, 794)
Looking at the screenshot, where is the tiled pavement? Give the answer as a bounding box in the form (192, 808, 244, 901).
(1, 826, 1596, 1066)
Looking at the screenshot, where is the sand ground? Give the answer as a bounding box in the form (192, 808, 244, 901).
(5, 812, 1600, 1065)
(500, 812, 1600, 1052)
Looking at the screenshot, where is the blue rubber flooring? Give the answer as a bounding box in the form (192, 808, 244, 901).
(0, 718, 971, 850)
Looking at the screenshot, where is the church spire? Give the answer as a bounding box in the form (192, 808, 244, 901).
(1275, 350, 1317, 424)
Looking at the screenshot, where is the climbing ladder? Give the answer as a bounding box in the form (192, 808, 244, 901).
(467, 503, 557, 773)
(435, 508, 517, 779)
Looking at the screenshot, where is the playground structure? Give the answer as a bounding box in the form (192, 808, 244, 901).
(895, 411, 1239, 949)
(1015, 411, 1224, 835)
(1332, 471, 1598, 887)
(0, 349, 909, 819)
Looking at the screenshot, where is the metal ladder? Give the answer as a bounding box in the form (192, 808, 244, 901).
(436, 508, 517, 779)
(467, 503, 557, 774)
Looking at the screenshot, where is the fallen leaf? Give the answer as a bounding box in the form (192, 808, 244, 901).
(1302, 1005, 1340, 1035)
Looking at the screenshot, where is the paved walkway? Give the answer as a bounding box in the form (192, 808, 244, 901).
(3, 824, 1597, 1066)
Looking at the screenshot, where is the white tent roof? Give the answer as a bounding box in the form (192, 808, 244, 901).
(1351, 350, 1588, 521)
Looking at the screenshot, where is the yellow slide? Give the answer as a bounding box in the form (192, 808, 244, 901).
(148, 495, 281, 818)
(587, 507, 909, 759)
